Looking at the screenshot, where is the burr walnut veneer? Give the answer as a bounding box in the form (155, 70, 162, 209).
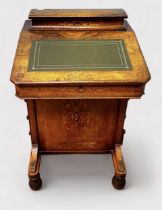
(10, 9, 150, 190)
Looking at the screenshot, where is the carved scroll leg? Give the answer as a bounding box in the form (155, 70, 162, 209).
(112, 144, 126, 190)
(28, 144, 42, 190)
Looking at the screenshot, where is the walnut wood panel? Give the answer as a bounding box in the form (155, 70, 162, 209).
(29, 9, 127, 19)
(35, 99, 121, 152)
(10, 20, 150, 87)
(10, 9, 151, 190)
(29, 9, 127, 31)
(29, 20, 126, 31)
(16, 85, 144, 99)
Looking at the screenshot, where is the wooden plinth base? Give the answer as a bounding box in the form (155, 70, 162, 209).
(28, 144, 126, 190)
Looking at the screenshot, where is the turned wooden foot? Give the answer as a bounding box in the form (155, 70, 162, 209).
(112, 175, 126, 190)
(112, 144, 126, 190)
(28, 144, 42, 190)
(29, 173, 42, 190)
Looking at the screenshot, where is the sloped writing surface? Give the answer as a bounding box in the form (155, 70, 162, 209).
(28, 40, 131, 71)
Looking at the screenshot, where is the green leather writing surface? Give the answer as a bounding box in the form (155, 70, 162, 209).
(28, 40, 131, 71)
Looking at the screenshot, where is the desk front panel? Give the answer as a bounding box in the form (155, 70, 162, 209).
(35, 99, 122, 152)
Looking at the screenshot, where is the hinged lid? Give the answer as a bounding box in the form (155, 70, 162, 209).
(29, 9, 127, 19)
(28, 9, 128, 31)
(10, 9, 151, 99)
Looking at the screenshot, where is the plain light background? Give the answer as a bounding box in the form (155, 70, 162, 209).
(0, 0, 161, 209)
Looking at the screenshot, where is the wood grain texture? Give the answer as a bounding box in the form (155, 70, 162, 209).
(10, 9, 151, 189)
(34, 99, 121, 152)
(29, 9, 127, 19)
(115, 100, 128, 144)
(29, 9, 127, 31)
(16, 84, 145, 99)
(29, 20, 126, 31)
(10, 20, 150, 89)
(112, 144, 126, 189)
(26, 100, 38, 144)
(28, 144, 42, 190)
(112, 144, 126, 176)
(28, 144, 40, 176)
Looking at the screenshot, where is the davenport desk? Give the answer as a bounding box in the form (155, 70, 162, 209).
(10, 9, 150, 190)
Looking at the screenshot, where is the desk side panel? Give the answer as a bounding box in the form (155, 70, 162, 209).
(35, 99, 120, 152)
